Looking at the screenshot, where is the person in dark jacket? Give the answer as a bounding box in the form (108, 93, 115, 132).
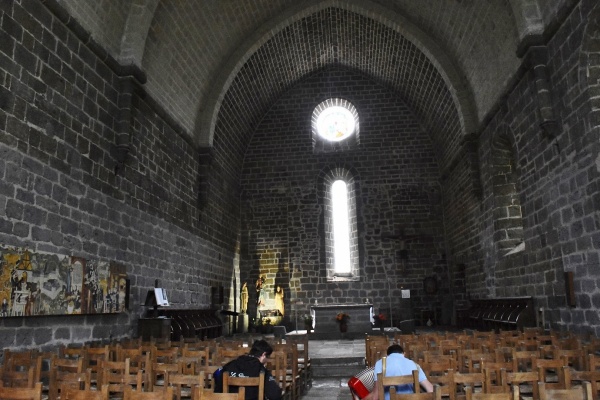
(214, 339, 283, 400)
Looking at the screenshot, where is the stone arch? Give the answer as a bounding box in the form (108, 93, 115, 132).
(317, 163, 363, 281)
(195, 0, 476, 147)
(490, 126, 524, 255)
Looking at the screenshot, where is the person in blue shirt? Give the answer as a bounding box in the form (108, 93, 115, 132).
(367, 344, 433, 400)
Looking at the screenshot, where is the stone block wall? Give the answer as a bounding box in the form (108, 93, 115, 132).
(239, 67, 448, 326)
(458, 1, 600, 335)
(0, 1, 239, 349)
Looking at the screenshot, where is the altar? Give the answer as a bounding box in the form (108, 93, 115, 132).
(310, 303, 373, 339)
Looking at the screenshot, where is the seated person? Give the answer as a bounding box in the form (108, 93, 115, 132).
(367, 344, 433, 400)
(214, 339, 283, 400)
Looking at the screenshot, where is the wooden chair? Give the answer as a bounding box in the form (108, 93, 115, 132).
(390, 383, 442, 399)
(59, 384, 109, 400)
(35, 351, 55, 393)
(555, 349, 585, 371)
(537, 335, 559, 347)
(465, 353, 496, 373)
(493, 347, 513, 365)
(0, 382, 43, 400)
(366, 336, 390, 368)
(1, 350, 41, 388)
(406, 344, 429, 366)
(451, 372, 484, 400)
(272, 343, 301, 400)
(215, 347, 247, 366)
(480, 360, 513, 394)
(510, 349, 537, 372)
(98, 359, 143, 398)
(123, 386, 173, 400)
(149, 362, 181, 391)
(420, 362, 455, 399)
(459, 350, 483, 373)
(165, 372, 204, 400)
(122, 352, 150, 389)
(588, 354, 600, 372)
(285, 334, 311, 392)
(85, 345, 111, 386)
(222, 370, 265, 400)
(59, 347, 87, 361)
(376, 370, 421, 400)
(152, 339, 174, 351)
(178, 348, 210, 374)
(536, 358, 568, 390)
(193, 387, 243, 400)
(563, 365, 600, 400)
(267, 350, 291, 400)
(538, 380, 593, 400)
(439, 344, 462, 365)
(152, 347, 179, 364)
(194, 365, 220, 391)
(501, 370, 540, 400)
(47, 357, 86, 400)
(464, 384, 519, 400)
(421, 350, 444, 364)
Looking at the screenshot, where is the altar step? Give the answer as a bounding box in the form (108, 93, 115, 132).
(311, 355, 366, 378)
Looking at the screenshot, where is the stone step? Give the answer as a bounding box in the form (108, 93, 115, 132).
(311, 356, 366, 378)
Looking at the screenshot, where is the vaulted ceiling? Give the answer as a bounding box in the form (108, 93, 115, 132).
(58, 0, 576, 152)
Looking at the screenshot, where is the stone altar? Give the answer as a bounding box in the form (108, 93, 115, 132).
(310, 303, 373, 339)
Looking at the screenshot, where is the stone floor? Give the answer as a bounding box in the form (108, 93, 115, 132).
(299, 338, 367, 399)
(293, 327, 453, 399)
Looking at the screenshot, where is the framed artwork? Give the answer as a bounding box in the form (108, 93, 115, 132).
(0, 245, 127, 317)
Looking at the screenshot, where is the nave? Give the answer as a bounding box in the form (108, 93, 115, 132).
(3, 327, 598, 400)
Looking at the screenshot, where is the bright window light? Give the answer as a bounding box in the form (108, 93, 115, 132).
(312, 98, 359, 144)
(316, 106, 356, 142)
(332, 180, 351, 273)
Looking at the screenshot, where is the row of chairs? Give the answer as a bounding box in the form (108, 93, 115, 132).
(0, 334, 311, 400)
(365, 329, 600, 400)
(375, 358, 594, 400)
(0, 380, 247, 400)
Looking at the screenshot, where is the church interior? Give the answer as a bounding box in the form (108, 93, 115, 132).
(1, 0, 600, 352)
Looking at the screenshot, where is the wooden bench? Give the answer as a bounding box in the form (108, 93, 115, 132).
(463, 297, 536, 332)
(145, 309, 223, 340)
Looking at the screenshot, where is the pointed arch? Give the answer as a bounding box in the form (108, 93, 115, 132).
(195, 0, 476, 147)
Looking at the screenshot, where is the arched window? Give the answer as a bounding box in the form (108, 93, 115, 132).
(332, 180, 351, 274)
(321, 167, 360, 281)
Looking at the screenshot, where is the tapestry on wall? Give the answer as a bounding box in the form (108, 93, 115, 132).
(0, 245, 127, 317)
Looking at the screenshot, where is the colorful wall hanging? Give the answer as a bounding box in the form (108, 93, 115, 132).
(0, 245, 127, 317)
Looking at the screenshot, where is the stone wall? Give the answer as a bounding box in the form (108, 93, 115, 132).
(463, 1, 600, 335)
(0, 1, 239, 349)
(239, 67, 448, 328)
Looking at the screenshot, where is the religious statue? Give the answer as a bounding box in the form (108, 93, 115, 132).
(255, 276, 265, 307)
(240, 282, 249, 313)
(255, 276, 265, 319)
(275, 285, 284, 317)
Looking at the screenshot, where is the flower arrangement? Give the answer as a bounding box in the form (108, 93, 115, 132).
(374, 312, 387, 327)
(336, 312, 350, 323)
(303, 314, 313, 324)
